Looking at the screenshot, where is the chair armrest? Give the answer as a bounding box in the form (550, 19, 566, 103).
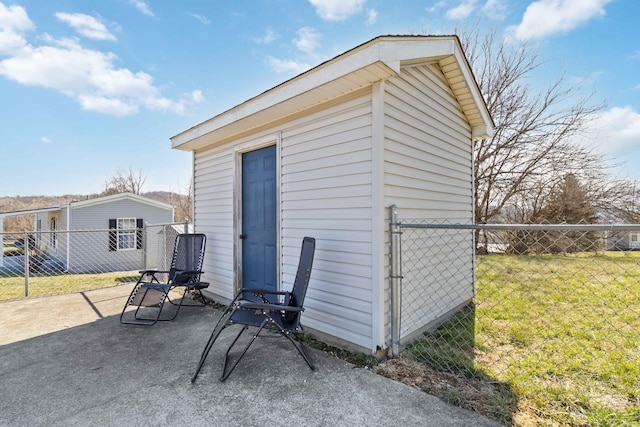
(139, 269, 170, 274)
(186, 282, 209, 289)
(236, 300, 304, 312)
(170, 270, 204, 283)
(238, 288, 289, 296)
(171, 269, 203, 276)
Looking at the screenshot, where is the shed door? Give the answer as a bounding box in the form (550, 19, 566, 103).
(241, 145, 277, 297)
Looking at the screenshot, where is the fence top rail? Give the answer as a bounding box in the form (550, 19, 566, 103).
(0, 222, 189, 236)
(396, 223, 640, 231)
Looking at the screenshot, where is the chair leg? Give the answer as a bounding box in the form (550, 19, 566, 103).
(120, 285, 167, 326)
(220, 319, 268, 382)
(173, 287, 208, 307)
(164, 287, 188, 321)
(280, 330, 315, 371)
(191, 307, 235, 383)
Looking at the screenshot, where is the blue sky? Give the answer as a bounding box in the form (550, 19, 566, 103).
(0, 0, 638, 197)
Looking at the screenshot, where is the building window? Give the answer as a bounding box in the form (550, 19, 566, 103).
(50, 217, 57, 249)
(117, 218, 136, 250)
(109, 218, 143, 251)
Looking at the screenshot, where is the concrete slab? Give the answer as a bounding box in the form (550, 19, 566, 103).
(0, 286, 501, 426)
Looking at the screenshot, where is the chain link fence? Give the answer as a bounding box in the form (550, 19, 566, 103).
(0, 222, 190, 300)
(386, 210, 640, 426)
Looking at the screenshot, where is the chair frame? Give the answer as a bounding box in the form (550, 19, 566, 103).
(191, 236, 315, 382)
(120, 233, 207, 326)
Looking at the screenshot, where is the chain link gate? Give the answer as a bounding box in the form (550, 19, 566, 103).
(388, 205, 640, 425)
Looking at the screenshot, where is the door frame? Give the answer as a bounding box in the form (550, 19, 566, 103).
(233, 133, 282, 294)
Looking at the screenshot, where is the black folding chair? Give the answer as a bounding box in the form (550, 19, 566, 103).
(120, 233, 207, 326)
(192, 236, 315, 382)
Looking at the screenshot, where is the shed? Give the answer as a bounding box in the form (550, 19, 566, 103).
(171, 35, 493, 354)
(0, 192, 174, 273)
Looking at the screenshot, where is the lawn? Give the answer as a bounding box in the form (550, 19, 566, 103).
(0, 271, 139, 300)
(380, 252, 640, 426)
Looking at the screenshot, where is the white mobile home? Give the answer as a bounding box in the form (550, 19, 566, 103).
(0, 192, 174, 273)
(171, 35, 493, 354)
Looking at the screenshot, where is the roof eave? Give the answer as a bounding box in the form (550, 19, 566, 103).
(171, 35, 493, 151)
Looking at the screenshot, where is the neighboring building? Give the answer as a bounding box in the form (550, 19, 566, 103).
(607, 231, 640, 250)
(0, 192, 174, 273)
(171, 35, 493, 354)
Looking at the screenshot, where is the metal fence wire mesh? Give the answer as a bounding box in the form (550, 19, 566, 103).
(0, 222, 189, 299)
(390, 219, 640, 425)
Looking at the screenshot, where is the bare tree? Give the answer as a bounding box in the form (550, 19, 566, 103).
(458, 28, 605, 225)
(103, 166, 147, 195)
(171, 180, 193, 223)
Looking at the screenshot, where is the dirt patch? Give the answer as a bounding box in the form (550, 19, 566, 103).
(374, 357, 518, 425)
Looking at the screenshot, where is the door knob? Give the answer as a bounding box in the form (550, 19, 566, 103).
(239, 234, 247, 240)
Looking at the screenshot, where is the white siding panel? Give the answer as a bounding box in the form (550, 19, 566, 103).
(281, 91, 375, 350)
(194, 144, 236, 300)
(383, 63, 474, 342)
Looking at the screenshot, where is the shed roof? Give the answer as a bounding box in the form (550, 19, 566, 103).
(171, 35, 494, 152)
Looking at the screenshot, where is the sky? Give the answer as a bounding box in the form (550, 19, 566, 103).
(0, 0, 638, 197)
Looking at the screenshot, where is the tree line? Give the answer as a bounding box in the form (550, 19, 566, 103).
(461, 28, 639, 254)
(1, 166, 191, 232)
(461, 28, 639, 227)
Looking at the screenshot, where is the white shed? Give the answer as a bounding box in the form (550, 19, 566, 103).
(171, 35, 493, 354)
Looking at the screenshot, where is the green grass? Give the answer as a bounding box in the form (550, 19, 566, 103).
(0, 272, 139, 300)
(404, 252, 640, 426)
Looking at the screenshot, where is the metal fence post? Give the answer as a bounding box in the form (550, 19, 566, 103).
(389, 205, 402, 357)
(24, 231, 29, 297)
(142, 222, 147, 271)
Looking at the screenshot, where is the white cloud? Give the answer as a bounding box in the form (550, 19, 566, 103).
(293, 27, 321, 54)
(266, 56, 310, 74)
(78, 94, 139, 116)
(507, 0, 613, 41)
(365, 9, 378, 25)
(0, 7, 184, 117)
(426, 1, 447, 13)
(40, 136, 52, 144)
(446, 0, 478, 20)
(308, 0, 366, 21)
(190, 13, 211, 25)
(481, 0, 508, 20)
(191, 89, 204, 103)
(129, 0, 154, 17)
(55, 12, 116, 41)
(0, 3, 34, 54)
(254, 28, 277, 44)
(590, 106, 640, 156)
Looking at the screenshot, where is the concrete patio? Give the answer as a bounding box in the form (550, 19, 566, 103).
(0, 285, 500, 426)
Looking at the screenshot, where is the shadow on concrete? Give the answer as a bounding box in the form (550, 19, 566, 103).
(0, 286, 501, 426)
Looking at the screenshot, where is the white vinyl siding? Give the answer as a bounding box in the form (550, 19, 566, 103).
(193, 144, 236, 301)
(383, 63, 475, 342)
(281, 92, 374, 349)
(194, 91, 376, 350)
